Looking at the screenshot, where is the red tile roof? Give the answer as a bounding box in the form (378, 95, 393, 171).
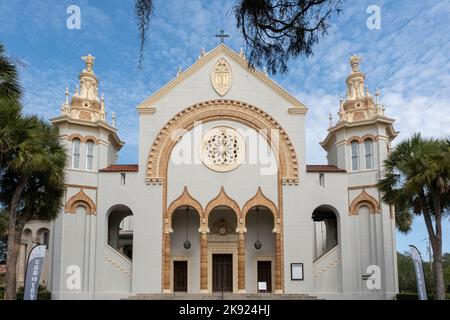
(99, 164, 138, 172)
(306, 165, 346, 173)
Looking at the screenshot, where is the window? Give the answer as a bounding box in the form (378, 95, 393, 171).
(43, 232, 49, 249)
(364, 139, 373, 169)
(351, 140, 359, 171)
(319, 173, 325, 187)
(86, 140, 94, 170)
(72, 138, 81, 169)
(120, 173, 126, 187)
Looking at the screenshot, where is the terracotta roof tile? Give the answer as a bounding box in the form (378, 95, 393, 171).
(306, 165, 346, 173)
(99, 164, 138, 173)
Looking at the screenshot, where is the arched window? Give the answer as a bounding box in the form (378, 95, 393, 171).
(312, 206, 339, 260)
(351, 140, 359, 171)
(72, 138, 81, 169)
(86, 140, 94, 171)
(364, 139, 373, 169)
(108, 205, 133, 260)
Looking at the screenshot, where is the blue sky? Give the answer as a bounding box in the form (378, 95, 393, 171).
(1, 0, 449, 256)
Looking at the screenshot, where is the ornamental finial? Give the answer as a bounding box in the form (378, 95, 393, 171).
(349, 55, 361, 73)
(81, 54, 95, 72)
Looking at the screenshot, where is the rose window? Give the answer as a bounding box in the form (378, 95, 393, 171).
(201, 127, 245, 172)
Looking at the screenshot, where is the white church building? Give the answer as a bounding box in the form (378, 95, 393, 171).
(18, 44, 399, 299)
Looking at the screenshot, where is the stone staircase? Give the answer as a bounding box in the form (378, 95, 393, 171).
(126, 293, 318, 300)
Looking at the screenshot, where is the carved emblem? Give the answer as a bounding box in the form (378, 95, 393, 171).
(211, 58, 232, 96)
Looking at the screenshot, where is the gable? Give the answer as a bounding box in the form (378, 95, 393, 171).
(137, 44, 308, 113)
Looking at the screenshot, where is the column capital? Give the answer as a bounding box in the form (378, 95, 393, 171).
(198, 227, 210, 233)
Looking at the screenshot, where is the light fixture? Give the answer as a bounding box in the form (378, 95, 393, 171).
(254, 206, 262, 250)
(183, 206, 191, 249)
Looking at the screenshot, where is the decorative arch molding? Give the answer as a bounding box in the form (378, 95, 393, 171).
(146, 99, 299, 185)
(349, 190, 380, 215)
(65, 189, 96, 215)
(242, 187, 278, 226)
(166, 186, 203, 231)
(67, 133, 99, 144)
(346, 134, 377, 144)
(204, 187, 241, 228)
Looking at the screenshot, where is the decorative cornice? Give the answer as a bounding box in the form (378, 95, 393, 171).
(51, 115, 124, 149)
(138, 107, 157, 115)
(65, 188, 96, 215)
(288, 107, 307, 115)
(136, 44, 308, 112)
(65, 183, 97, 190)
(320, 116, 399, 150)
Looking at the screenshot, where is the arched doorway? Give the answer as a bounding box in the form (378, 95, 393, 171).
(107, 205, 133, 260)
(170, 205, 201, 293)
(312, 205, 339, 260)
(207, 205, 239, 293)
(245, 206, 275, 293)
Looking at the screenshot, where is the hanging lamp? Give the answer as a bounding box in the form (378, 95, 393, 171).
(254, 206, 262, 250)
(183, 206, 191, 249)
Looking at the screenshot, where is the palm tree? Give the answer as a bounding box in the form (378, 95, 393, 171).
(0, 116, 66, 300)
(0, 44, 22, 100)
(379, 133, 449, 300)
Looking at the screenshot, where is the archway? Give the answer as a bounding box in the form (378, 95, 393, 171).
(170, 205, 201, 293)
(146, 99, 299, 185)
(312, 205, 339, 260)
(107, 205, 133, 260)
(36, 227, 50, 249)
(245, 206, 275, 293)
(207, 205, 239, 293)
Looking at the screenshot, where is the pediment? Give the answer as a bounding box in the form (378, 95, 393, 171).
(137, 44, 308, 112)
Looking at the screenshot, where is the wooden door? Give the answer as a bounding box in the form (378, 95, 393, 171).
(257, 261, 272, 292)
(173, 261, 188, 292)
(212, 254, 233, 292)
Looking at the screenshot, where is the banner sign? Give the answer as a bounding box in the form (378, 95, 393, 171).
(23, 244, 46, 300)
(409, 245, 428, 300)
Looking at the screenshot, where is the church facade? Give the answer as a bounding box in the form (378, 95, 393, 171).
(19, 44, 399, 299)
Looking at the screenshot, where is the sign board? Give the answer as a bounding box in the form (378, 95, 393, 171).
(258, 281, 267, 292)
(291, 263, 304, 280)
(23, 244, 46, 300)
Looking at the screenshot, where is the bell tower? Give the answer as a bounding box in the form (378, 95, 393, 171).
(52, 54, 123, 172)
(321, 55, 398, 174)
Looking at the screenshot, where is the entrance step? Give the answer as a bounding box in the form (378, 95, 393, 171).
(126, 293, 318, 300)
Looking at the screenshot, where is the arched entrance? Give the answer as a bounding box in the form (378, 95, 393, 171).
(242, 188, 282, 293)
(170, 205, 201, 292)
(207, 205, 239, 293)
(245, 206, 275, 293)
(311, 205, 339, 260)
(107, 205, 133, 260)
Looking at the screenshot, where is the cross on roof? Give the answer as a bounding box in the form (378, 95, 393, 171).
(214, 29, 230, 44)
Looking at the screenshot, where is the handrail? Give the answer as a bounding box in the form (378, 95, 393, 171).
(313, 244, 340, 264)
(105, 244, 132, 265)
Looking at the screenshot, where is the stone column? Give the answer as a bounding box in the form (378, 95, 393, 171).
(274, 230, 283, 293)
(238, 230, 246, 293)
(162, 231, 171, 293)
(200, 230, 208, 292)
